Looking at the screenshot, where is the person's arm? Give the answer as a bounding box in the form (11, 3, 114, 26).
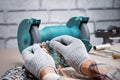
(49, 35, 120, 80)
(80, 60, 108, 79)
(40, 67, 56, 79)
(22, 44, 57, 79)
(80, 60, 120, 80)
(40, 67, 63, 80)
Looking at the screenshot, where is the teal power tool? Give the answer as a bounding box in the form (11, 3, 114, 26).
(17, 16, 92, 67)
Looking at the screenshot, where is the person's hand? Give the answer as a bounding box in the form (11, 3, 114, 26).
(22, 44, 56, 79)
(49, 35, 90, 73)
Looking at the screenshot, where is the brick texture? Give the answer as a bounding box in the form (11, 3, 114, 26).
(114, 0, 120, 8)
(87, 9, 120, 21)
(95, 21, 120, 30)
(0, 0, 40, 10)
(0, 25, 18, 38)
(41, 0, 76, 9)
(0, 0, 120, 48)
(77, 0, 113, 9)
(50, 10, 86, 22)
(0, 12, 4, 23)
(7, 11, 48, 24)
(6, 38, 18, 48)
(0, 39, 5, 48)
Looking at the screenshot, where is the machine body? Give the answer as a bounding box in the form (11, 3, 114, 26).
(17, 16, 92, 66)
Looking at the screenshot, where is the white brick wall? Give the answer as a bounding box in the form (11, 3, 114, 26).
(0, 39, 5, 48)
(87, 10, 120, 21)
(0, 12, 4, 23)
(7, 11, 48, 23)
(96, 21, 120, 30)
(50, 10, 86, 22)
(114, 0, 120, 8)
(0, 0, 40, 10)
(0, 0, 120, 48)
(41, 0, 76, 9)
(6, 38, 18, 48)
(77, 0, 113, 9)
(0, 25, 18, 38)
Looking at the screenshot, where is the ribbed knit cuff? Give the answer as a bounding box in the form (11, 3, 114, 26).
(42, 73, 61, 80)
